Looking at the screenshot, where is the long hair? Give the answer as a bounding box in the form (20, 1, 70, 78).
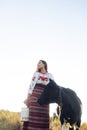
(40, 60, 48, 71)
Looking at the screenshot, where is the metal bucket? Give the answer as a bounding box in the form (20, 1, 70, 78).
(20, 107, 29, 121)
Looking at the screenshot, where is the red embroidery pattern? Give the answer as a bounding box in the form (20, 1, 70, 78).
(38, 76, 48, 81)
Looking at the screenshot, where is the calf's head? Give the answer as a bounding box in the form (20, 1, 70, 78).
(38, 79, 60, 105)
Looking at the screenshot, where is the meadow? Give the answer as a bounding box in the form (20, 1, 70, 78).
(0, 110, 87, 130)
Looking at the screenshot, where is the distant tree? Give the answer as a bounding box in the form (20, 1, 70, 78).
(53, 112, 58, 120)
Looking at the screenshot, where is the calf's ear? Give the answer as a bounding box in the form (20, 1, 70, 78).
(37, 96, 44, 106)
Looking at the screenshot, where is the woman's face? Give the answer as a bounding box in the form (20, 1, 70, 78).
(37, 60, 45, 70)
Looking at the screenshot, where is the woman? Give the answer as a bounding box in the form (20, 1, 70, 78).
(22, 60, 54, 130)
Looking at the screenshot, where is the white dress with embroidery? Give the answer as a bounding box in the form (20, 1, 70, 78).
(22, 72, 54, 130)
(28, 72, 54, 94)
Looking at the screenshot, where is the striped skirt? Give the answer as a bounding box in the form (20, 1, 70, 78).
(22, 84, 49, 130)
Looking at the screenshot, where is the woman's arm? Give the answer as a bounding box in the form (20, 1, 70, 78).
(28, 72, 39, 94)
(24, 72, 39, 107)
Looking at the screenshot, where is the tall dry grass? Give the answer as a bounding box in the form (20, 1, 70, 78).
(0, 110, 22, 130)
(0, 110, 87, 130)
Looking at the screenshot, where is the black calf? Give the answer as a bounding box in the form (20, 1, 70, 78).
(38, 79, 82, 130)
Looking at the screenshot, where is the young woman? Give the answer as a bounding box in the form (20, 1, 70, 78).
(22, 60, 54, 130)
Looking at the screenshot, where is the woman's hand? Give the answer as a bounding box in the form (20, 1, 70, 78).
(24, 94, 31, 107)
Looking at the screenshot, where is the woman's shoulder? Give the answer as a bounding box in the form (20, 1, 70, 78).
(47, 72, 53, 76)
(47, 72, 54, 79)
(33, 71, 40, 76)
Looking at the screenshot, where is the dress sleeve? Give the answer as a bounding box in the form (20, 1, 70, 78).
(48, 73, 54, 80)
(28, 72, 39, 94)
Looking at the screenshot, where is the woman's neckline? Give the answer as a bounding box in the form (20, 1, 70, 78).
(40, 71, 48, 74)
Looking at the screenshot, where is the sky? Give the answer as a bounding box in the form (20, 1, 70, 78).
(0, 0, 87, 123)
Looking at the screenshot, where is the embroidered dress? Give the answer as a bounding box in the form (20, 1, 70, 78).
(22, 72, 54, 130)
